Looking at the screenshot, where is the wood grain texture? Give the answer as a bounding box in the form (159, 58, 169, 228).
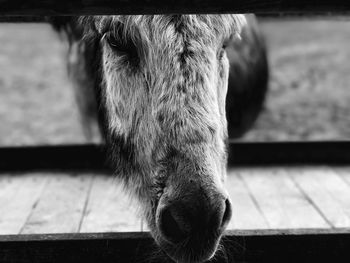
(289, 167, 350, 228)
(239, 168, 330, 229)
(2, 166, 349, 235)
(333, 166, 350, 186)
(226, 169, 270, 229)
(79, 175, 141, 232)
(0, 0, 349, 15)
(21, 174, 93, 234)
(0, 174, 47, 234)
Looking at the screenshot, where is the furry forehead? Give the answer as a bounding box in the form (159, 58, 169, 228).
(81, 15, 247, 40)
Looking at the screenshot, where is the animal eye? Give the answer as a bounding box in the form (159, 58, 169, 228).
(105, 32, 130, 54)
(218, 48, 225, 60)
(222, 37, 231, 50)
(104, 31, 139, 66)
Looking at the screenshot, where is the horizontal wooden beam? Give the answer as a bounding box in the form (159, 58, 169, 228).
(0, 144, 108, 172)
(0, 141, 350, 172)
(0, 16, 47, 23)
(0, 15, 348, 24)
(0, 0, 349, 16)
(227, 140, 350, 166)
(1, 229, 350, 263)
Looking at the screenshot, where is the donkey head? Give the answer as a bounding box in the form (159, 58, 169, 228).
(81, 15, 246, 263)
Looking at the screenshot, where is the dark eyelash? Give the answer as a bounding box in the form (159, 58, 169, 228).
(105, 31, 130, 54)
(104, 28, 140, 66)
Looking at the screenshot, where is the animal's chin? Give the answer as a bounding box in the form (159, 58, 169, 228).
(154, 233, 221, 263)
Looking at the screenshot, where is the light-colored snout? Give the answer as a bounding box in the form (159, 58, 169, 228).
(155, 183, 232, 262)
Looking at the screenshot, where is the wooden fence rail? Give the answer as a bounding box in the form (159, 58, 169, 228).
(0, 0, 349, 16)
(0, 2, 349, 262)
(1, 141, 350, 172)
(1, 229, 350, 263)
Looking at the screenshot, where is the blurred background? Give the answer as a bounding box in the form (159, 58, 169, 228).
(1, 18, 350, 145)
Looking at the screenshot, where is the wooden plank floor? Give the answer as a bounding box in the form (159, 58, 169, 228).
(1, 166, 350, 234)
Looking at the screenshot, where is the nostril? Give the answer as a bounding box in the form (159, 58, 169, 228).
(221, 198, 232, 229)
(160, 207, 189, 243)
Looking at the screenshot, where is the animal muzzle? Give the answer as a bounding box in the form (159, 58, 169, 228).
(155, 183, 232, 262)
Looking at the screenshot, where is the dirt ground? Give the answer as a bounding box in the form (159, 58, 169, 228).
(246, 18, 350, 141)
(1, 18, 350, 146)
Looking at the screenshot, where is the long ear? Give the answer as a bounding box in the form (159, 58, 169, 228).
(225, 15, 269, 138)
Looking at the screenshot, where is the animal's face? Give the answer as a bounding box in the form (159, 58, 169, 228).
(83, 15, 245, 263)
